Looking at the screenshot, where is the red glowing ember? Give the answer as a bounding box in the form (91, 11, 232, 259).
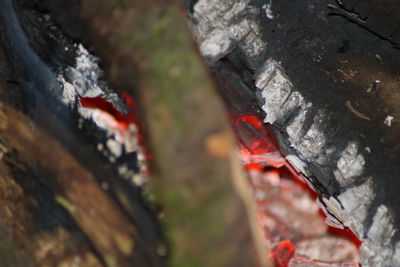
(270, 240, 296, 267)
(232, 115, 361, 266)
(234, 115, 285, 168)
(80, 93, 137, 130)
(79, 93, 151, 174)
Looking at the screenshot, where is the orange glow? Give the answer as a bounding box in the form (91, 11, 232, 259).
(244, 163, 264, 171)
(80, 94, 137, 130)
(235, 115, 263, 130)
(79, 93, 152, 174)
(233, 114, 361, 265)
(269, 240, 296, 267)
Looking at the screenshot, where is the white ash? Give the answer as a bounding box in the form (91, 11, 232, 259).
(255, 59, 279, 89)
(367, 205, 396, 247)
(334, 142, 365, 187)
(97, 143, 104, 151)
(65, 44, 104, 97)
(256, 59, 332, 164)
(293, 111, 330, 164)
(337, 178, 375, 237)
(361, 235, 396, 266)
(337, 178, 374, 217)
(56, 43, 147, 181)
(106, 139, 123, 158)
(286, 107, 309, 142)
(192, 0, 266, 62)
(193, 0, 235, 23)
(238, 33, 266, 68)
(59, 44, 127, 113)
(360, 243, 394, 267)
(199, 28, 233, 60)
(255, 59, 304, 124)
(393, 242, 400, 266)
(222, 1, 248, 22)
(132, 174, 147, 187)
(57, 75, 77, 106)
(228, 19, 251, 41)
(384, 115, 394, 127)
(359, 205, 397, 266)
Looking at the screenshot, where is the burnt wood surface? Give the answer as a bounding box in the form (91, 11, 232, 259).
(0, 0, 270, 266)
(0, 0, 168, 266)
(187, 0, 400, 266)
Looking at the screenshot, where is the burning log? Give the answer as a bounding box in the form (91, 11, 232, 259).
(0, 0, 271, 266)
(0, 0, 167, 266)
(187, 0, 400, 265)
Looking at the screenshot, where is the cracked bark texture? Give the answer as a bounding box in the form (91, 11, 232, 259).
(188, 0, 400, 266)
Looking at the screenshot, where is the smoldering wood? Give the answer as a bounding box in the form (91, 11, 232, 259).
(187, 0, 400, 266)
(0, 0, 167, 266)
(0, 0, 270, 266)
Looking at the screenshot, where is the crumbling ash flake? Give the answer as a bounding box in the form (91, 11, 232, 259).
(291, 112, 329, 164)
(393, 242, 400, 266)
(367, 205, 396, 246)
(199, 28, 232, 60)
(193, 0, 236, 23)
(336, 177, 375, 237)
(338, 178, 374, 215)
(222, 1, 248, 22)
(255, 59, 281, 89)
(238, 32, 266, 64)
(256, 60, 313, 128)
(193, 0, 264, 62)
(62, 44, 127, 113)
(57, 75, 77, 106)
(359, 206, 398, 265)
(334, 142, 365, 187)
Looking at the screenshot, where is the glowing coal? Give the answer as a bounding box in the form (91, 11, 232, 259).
(234, 116, 360, 267)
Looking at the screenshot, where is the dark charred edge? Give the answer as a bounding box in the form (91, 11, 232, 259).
(0, 0, 167, 265)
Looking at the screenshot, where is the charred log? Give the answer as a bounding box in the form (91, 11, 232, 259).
(187, 0, 400, 266)
(0, 0, 166, 266)
(0, 0, 270, 266)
